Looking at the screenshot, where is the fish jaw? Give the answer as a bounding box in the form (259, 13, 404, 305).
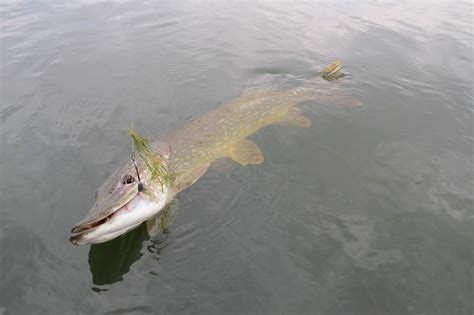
(70, 187, 171, 245)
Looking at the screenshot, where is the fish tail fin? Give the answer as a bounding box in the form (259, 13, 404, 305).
(316, 88, 364, 107)
(319, 59, 345, 81)
(314, 60, 362, 106)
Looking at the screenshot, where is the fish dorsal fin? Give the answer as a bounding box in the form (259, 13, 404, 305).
(273, 107, 311, 128)
(229, 139, 264, 165)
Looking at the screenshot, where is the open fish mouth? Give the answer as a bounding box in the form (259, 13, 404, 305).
(70, 208, 122, 236)
(70, 190, 136, 235)
(69, 191, 138, 245)
(69, 204, 129, 244)
(69, 188, 170, 246)
(69, 201, 142, 246)
(69, 182, 140, 244)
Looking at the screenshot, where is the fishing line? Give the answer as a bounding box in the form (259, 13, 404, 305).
(128, 14, 134, 143)
(128, 14, 143, 191)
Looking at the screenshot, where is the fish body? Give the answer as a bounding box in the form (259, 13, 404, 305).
(162, 87, 317, 193)
(70, 61, 360, 245)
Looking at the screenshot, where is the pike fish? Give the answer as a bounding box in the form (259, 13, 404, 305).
(70, 61, 360, 245)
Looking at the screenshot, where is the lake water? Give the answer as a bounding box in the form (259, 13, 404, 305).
(1, 1, 472, 314)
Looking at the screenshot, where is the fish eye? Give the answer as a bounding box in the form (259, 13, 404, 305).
(122, 174, 136, 185)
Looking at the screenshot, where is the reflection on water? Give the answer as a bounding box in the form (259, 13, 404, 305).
(89, 223, 149, 286)
(88, 202, 177, 286)
(1, 1, 472, 314)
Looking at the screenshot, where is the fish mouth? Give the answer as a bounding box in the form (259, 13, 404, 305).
(69, 221, 139, 246)
(69, 193, 137, 245)
(69, 188, 170, 246)
(69, 206, 126, 245)
(70, 209, 119, 236)
(70, 186, 139, 236)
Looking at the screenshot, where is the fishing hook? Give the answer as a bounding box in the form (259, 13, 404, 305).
(130, 151, 144, 192)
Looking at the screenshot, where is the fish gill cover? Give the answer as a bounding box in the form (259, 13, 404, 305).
(128, 128, 173, 189)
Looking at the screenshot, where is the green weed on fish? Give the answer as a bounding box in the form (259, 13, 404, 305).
(128, 128, 174, 189)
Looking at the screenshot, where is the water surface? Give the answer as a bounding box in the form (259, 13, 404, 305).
(1, 1, 473, 314)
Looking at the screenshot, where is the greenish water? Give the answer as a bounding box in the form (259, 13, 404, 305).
(1, 1, 472, 314)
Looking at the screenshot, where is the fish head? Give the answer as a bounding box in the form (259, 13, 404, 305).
(70, 142, 172, 245)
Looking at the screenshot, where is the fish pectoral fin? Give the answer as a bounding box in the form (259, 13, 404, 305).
(174, 162, 210, 193)
(229, 139, 264, 165)
(273, 107, 311, 128)
(146, 215, 160, 238)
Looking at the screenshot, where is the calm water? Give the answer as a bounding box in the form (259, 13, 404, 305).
(1, 1, 473, 314)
